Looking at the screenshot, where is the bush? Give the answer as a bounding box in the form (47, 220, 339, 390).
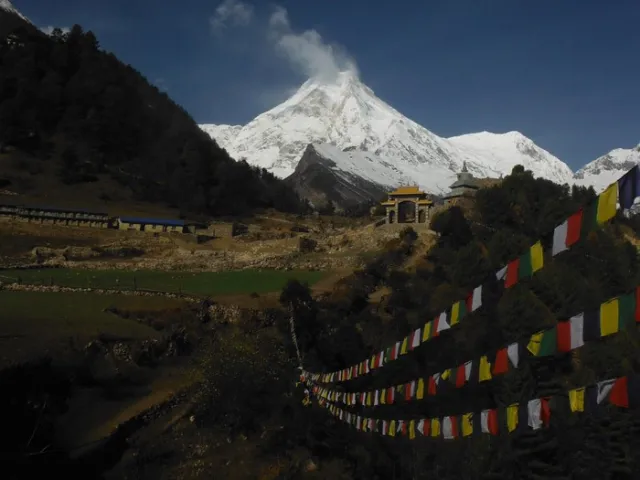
(298, 237, 318, 253)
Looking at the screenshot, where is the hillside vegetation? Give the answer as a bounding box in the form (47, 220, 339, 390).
(0, 23, 305, 216)
(275, 168, 640, 479)
(6, 166, 640, 478)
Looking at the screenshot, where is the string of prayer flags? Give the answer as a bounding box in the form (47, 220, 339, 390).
(306, 169, 630, 385)
(308, 286, 640, 408)
(317, 374, 640, 441)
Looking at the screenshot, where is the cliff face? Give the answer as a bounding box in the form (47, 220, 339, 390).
(285, 144, 388, 210)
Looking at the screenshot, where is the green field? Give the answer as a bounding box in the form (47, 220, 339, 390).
(0, 291, 184, 367)
(0, 268, 326, 296)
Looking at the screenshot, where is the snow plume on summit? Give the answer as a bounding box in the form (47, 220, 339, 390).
(267, 5, 358, 83)
(201, 3, 576, 197)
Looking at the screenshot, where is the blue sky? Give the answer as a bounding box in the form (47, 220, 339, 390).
(16, 0, 640, 170)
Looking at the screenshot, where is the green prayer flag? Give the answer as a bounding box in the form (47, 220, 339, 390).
(618, 292, 636, 329)
(518, 248, 533, 279)
(528, 328, 557, 356)
(539, 327, 557, 356)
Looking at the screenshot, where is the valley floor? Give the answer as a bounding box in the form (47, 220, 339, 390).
(0, 212, 436, 478)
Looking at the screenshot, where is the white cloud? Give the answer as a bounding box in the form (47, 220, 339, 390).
(40, 25, 70, 36)
(154, 78, 169, 92)
(267, 6, 358, 82)
(210, 0, 254, 33)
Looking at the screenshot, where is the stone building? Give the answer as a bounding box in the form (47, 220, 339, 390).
(443, 162, 480, 206)
(117, 216, 197, 234)
(0, 204, 111, 228)
(380, 186, 433, 224)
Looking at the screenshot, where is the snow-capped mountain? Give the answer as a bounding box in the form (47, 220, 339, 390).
(286, 143, 410, 207)
(0, 0, 30, 24)
(201, 70, 574, 195)
(574, 145, 640, 192)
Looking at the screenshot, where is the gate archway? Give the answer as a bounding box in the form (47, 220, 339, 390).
(398, 201, 416, 223)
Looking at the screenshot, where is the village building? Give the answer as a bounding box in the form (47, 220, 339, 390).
(116, 216, 204, 234)
(443, 162, 480, 206)
(380, 186, 433, 224)
(0, 204, 111, 228)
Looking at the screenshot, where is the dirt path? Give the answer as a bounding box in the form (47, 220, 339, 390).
(59, 365, 198, 452)
(310, 269, 352, 294)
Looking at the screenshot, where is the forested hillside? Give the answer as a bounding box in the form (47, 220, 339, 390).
(266, 167, 640, 478)
(0, 23, 305, 215)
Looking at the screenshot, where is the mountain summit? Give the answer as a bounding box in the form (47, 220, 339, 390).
(574, 145, 640, 191)
(201, 71, 574, 196)
(0, 0, 31, 24)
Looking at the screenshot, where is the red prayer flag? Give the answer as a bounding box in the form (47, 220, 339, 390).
(428, 375, 437, 395)
(405, 383, 412, 401)
(566, 209, 583, 247)
(423, 419, 430, 436)
(610, 377, 629, 408)
(387, 388, 394, 404)
(450, 416, 459, 437)
(541, 398, 551, 426)
(401, 421, 408, 436)
(505, 258, 520, 288)
(465, 291, 473, 312)
(455, 365, 466, 388)
(493, 348, 509, 375)
(556, 321, 572, 352)
(432, 316, 440, 337)
(488, 409, 499, 435)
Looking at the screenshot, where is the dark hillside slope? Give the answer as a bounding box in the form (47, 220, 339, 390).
(268, 168, 640, 478)
(0, 22, 305, 216)
(0, 4, 38, 38)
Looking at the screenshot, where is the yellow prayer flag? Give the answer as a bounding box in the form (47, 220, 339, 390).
(451, 302, 461, 326)
(569, 388, 585, 412)
(479, 355, 492, 382)
(409, 420, 416, 440)
(441, 369, 451, 381)
(400, 336, 409, 355)
(530, 241, 544, 273)
(389, 420, 396, 437)
(380, 389, 386, 405)
(422, 321, 432, 342)
(506, 404, 519, 432)
(366, 392, 372, 407)
(597, 183, 618, 224)
(431, 418, 441, 437)
(461, 413, 473, 437)
(416, 378, 425, 400)
(600, 298, 619, 337)
(527, 331, 544, 356)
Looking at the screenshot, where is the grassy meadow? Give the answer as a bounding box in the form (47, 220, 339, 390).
(0, 268, 326, 296)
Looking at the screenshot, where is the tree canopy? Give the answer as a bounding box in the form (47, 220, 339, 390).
(0, 24, 307, 216)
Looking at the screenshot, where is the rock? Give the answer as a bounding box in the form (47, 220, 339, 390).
(303, 459, 318, 472)
(112, 342, 133, 362)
